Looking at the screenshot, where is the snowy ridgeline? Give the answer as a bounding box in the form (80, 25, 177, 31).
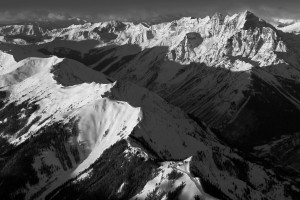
(0, 50, 299, 200)
(2, 10, 300, 134)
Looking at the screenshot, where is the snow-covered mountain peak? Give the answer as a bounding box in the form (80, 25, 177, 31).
(239, 10, 273, 31)
(0, 10, 294, 73)
(92, 20, 126, 31)
(0, 23, 45, 37)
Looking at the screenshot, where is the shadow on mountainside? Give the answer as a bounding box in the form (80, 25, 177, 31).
(0, 46, 300, 199)
(2, 40, 300, 147)
(2, 41, 300, 185)
(81, 45, 300, 150)
(8, 41, 300, 160)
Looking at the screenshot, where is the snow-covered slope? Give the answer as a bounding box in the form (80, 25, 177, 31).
(3, 10, 298, 132)
(1, 11, 300, 148)
(61, 10, 300, 151)
(0, 51, 298, 200)
(0, 50, 17, 74)
(0, 54, 197, 199)
(0, 53, 207, 199)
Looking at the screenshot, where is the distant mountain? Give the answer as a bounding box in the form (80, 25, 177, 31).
(0, 10, 300, 200)
(278, 21, 300, 34)
(0, 17, 89, 30)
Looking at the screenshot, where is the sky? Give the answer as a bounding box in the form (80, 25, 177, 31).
(0, 0, 300, 24)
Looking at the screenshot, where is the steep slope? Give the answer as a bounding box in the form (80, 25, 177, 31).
(66, 11, 300, 183)
(0, 50, 17, 74)
(253, 132, 300, 175)
(1, 10, 300, 154)
(0, 52, 299, 200)
(66, 10, 300, 151)
(1, 10, 300, 198)
(3, 10, 297, 138)
(0, 53, 208, 199)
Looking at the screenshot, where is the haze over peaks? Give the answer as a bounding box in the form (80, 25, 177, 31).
(1, 0, 300, 24)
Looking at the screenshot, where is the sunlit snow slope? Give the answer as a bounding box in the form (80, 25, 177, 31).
(0, 51, 298, 200)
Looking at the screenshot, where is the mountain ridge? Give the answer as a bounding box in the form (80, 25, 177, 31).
(1, 51, 299, 200)
(1, 10, 300, 200)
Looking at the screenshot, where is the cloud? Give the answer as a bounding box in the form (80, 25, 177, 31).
(275, 18, 297, 24)
(47, 13, 67, 21)
(95, 10, 191, 23)
(0, 11, 37, 23)
(1, 0, 300, 24)
(0, 10, 71, 24)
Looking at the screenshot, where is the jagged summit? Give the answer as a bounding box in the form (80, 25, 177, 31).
(211, 12, 225, 21)
(239, 10, 274, 30)
(0, 10, 280, 49)
(0, 10, 292, 70)
(242, 10, 256, 17)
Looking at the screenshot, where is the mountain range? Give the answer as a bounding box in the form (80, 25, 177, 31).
(0, 10, 300, 200)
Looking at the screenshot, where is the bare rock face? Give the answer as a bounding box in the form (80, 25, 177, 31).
(168, 32, 203, 62)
